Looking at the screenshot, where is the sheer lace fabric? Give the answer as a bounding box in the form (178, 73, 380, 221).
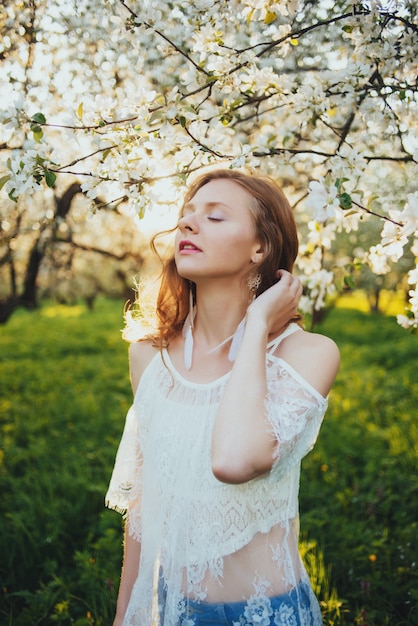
(106, 325, 328, 625)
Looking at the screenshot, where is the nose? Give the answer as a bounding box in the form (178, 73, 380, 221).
(178, 212, 199, 233)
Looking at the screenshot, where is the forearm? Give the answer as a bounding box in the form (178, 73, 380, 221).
(211, 311, 275, 484)
(114, 526, 141, 626)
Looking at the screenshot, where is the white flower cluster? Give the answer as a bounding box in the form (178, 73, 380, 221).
(2, 145, 55, 199)
(305, 179, 340, 224)
(304, 176, 418, 325)
(367, 195, 417, 289)
(1, 0, 417, 327)
(0, 93, 25, 132)
(397, 261, 418, 331)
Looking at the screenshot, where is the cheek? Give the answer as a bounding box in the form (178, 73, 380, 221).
(217, 231, 255, 263)
(231, 225, 258, 251)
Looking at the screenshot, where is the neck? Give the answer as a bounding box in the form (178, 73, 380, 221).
(193, 284, 249, 351)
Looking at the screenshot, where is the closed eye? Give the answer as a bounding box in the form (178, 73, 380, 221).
(207, 216, 223, 222)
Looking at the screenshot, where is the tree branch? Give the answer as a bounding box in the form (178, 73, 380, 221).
(351, 199, 403, 227)
(55, 238, 139, 261)
(253, 147, 334, 159)
(183, 125, 232, 159)
(54, 146, 119, 172)
(30, 117, 138, 132)
(118, 0, 210, 77)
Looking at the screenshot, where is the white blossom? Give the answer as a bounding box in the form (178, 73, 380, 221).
(80, 180, 100, 200)
(0, 0, 417, 327)
(305, 180, 340, 224)
(301, 269, 336, 311)
(367, 244, 391, 275)
(0, 92, 25, 129)
(398, 194, 418, 237)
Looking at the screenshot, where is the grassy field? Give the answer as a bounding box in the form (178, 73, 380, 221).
(0, 299, 417, 625)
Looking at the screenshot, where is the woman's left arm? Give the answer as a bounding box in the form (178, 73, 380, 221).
(211, 271, 339, 484)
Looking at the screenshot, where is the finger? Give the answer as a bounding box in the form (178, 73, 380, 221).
(276, 269, 290, 281)
(292, 277, 302, 294)
(276, 270, 294, 289)
(284, 275, 300, 293)
(292, 279, 302, 298)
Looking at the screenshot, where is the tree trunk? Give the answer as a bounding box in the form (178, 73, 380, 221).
(370, 287, 381, 313)
(0, 297, 18, 324)
(19, 237, 44, 309)
(0, 183, 84, 323)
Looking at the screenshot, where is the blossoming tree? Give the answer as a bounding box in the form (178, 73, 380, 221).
(1, 0, 417, 326)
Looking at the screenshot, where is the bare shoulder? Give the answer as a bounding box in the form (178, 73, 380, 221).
(276, 328, 340, 398)
(129, 340, 159, 396)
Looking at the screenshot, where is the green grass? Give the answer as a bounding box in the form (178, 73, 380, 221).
(0, 300, 417, 625)
(301, 308, 418, 625)
(0, 299, 130, 625)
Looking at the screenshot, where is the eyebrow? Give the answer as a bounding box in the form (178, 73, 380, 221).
(183, 201, 232, 211)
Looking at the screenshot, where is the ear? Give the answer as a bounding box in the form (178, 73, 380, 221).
(251, 243, 265, 264)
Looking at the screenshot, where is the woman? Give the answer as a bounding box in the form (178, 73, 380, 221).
(106, 168, 340, 626)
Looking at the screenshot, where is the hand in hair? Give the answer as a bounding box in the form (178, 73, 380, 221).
(247, 269, 302, 337)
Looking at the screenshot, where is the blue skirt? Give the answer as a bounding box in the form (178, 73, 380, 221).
(160, 580, 321, 625)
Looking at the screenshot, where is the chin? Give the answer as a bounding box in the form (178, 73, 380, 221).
(175, 264, 195, 281)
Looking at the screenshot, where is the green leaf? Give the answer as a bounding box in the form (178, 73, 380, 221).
(0, 174, 10, 191)
(32, 112, 46, 124)
(367, 194, 379, 209)
(45, 169, 57, 188)
(339, 193, 352, 210)
(344, 275, 356, 289)
(8, 188, 18, 202)
(31, 124, 43, 142)
(342, 24, 353, 33)
(179, 116, 186, 128)
(335, 177, 349, 191)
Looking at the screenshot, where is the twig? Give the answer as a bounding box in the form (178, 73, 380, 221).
(351, 199, 404, 227)
(55, 146, 119, 171)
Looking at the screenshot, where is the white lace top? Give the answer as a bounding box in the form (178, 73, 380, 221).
(106, 324, 328, 626)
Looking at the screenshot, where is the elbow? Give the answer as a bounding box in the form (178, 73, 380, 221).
(211, 461, 252, 484)
(211, 433, 276, 484)
(211, 454, 273, 484)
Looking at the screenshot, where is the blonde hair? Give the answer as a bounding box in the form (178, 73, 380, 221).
(130, 168, 299, 346)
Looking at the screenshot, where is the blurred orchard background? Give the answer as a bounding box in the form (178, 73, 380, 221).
(0, 1, 417, 624)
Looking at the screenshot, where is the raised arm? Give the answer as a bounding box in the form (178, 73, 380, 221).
(211, 271, 339, 484)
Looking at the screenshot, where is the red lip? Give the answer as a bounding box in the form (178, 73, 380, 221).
(179, 240, 202, 252)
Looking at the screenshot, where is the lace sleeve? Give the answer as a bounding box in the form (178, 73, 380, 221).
(265, 360, 328, 482)
(105, 404, 143, 541)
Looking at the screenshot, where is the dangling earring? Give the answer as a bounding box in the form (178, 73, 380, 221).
(247, 273, 261, 295)
(182, 283, 195, 370)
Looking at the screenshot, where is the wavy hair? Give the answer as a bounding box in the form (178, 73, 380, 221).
(145, 168, 299, 346)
